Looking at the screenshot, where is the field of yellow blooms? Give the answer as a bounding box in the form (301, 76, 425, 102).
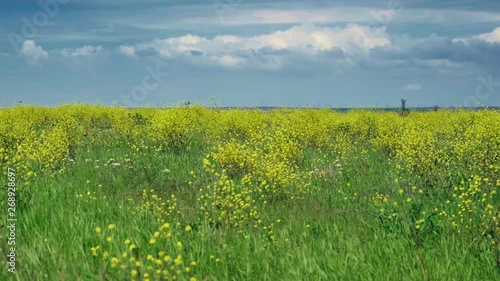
(0, 105, 499, 280)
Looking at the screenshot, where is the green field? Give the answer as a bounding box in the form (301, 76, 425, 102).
(0, 106, 499, 280)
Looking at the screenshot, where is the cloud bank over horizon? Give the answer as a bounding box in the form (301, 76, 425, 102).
(1, 0, 499, 107)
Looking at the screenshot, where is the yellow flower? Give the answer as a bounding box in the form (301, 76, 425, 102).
(131, 270, 138, 277)
(91, 246, 100, 256)
(185, 225, 192, 232)
(95, 227, 102, 234)
(108, 224, 116, 230)
(175, 256, 183, 265)
(149, 238, 156, 244)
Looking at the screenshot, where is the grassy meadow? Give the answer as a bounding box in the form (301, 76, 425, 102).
(0, 105, 499, 280)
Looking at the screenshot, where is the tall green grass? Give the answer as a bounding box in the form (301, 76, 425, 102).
(1, 138, 499, 281)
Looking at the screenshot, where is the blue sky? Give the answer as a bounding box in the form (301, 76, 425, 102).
(1, 0, 499, 107)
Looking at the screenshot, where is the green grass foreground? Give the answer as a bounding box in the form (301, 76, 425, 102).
(0, 140, 498, 281)
(0, 106, 499, 280)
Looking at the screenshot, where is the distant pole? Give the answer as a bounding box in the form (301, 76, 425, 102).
(401, 99, 409, 117)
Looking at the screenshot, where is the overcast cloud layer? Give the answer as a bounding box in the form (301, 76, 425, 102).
(1, 0, 499, 107)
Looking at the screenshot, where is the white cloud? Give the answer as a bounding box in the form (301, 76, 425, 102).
(453, 27, 500, 44)
(235, 9, 355, 24)
(404, 83, 422, 91)
(212, 55, 246, 67)
(118, 45, 137, 58)
(60, 45, 104, 58)
(20, 40, 48, 63)
(451, 37, 468, 44)
(131, 24, 390, 68)
(477, 27, 500, 43)
(178, 7, 500, 26)
(122, 7, 376, 28)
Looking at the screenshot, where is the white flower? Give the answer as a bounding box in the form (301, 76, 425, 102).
(163, 168, 171, 173)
